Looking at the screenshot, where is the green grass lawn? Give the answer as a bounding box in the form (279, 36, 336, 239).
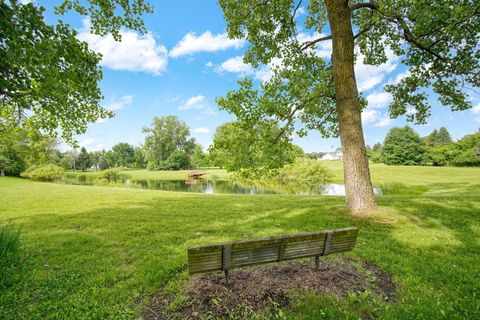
(1, 164, 480, 319)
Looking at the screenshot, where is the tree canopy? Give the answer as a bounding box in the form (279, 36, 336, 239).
(0, 0, 153, 144)
(143, 116, 196, 170)
(209, 121, 300, 176)
(382, 126, 428, 165)
(218, 0, 480, 211)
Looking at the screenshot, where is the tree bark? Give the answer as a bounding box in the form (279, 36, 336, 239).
(1, 169, 5, 177)
(325, 0, 376, 212)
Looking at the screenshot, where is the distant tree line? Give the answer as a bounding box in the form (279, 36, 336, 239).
(0, 115, 212, 176)
(367, 127, 480, 166)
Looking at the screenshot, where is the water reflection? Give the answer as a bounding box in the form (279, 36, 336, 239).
(132, 179, 382, 196)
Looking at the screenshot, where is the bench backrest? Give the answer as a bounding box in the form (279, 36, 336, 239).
(188, 227, 358, 275)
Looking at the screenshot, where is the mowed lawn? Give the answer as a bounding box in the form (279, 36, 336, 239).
(1, 164, 480, 319)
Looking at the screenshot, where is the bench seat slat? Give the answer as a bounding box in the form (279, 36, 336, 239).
(187, 227, 358, 275)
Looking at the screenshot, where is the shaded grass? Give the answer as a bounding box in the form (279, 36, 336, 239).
(0, 222, 22, 286)
(1, 162, 479, 319)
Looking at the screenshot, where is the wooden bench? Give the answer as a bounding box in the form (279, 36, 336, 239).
(187, 227, 358, 284)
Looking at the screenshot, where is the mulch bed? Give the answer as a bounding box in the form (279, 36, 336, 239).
(144, 257, 396, 319)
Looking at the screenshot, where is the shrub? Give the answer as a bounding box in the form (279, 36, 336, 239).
(164, 150, 191, 170)
(233, 158, 331, 193)
(276, 157, 331, 185)
(21, 164, 65, 181)
(93, 167, 124, 181)
(0, 222, 22, 285)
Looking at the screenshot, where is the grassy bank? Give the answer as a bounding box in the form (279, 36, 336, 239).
(1, 164, 479, 319)
(120, 169, 230, 181)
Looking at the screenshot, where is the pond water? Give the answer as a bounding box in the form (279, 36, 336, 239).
(129, 179, 382, 196)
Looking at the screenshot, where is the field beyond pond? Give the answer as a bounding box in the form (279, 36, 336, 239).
(1, 163, 480, 319)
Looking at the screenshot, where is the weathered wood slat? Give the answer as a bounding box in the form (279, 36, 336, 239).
(187, 227, 358, 275)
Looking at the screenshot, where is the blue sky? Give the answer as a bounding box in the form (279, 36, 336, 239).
(39, 1, 480, 153)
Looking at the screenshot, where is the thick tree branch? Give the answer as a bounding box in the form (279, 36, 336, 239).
(300, 34, 333, 51)
(399, 20, 447, 62)
(350, 2, 377, 11)
(353, 21, 376, 39)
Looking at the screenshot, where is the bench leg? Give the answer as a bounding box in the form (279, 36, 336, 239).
(315, 255, 320, 271)
(224, 269, 230, 285)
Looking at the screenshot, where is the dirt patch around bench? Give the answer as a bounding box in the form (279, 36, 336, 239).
(144, 257, 395, 319)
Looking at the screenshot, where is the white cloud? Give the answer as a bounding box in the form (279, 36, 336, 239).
(193, 127, 210, 134)
(362, 109, 394, 127)
(205, 61, 214, 68)
(80, 138, 95, 147)
(180, 95, 206, 110)
(201, 107, 219, 116)
(215, 55, 278, 82)
(362, 109, 379, 125)
(297, 7, 306, 15)
(389, 70, 411, 85)
(170, 31, 244, 58)
(366, 92, 392, 109)
(472, 102, 480, 122)
(104, 94, 134, 111)
(375, 114, 394, 127)
(355, 50, 399, 92)
(472, 102, 480, 114)
(78, 20, 168, 75)
(218, 56, 253, 74)
(166, 96, 180, 103)
(177, 95, 219, 116)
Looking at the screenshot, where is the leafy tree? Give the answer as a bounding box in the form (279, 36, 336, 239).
(382, 126, 428, 166)
(291, 145, 305, 158)
(425, 129, 439, 147)
(0, 128, 59, 176)
(164, 150, 191, 170)
(435, 127, 453, 146)
(143, 116, 196, 170)
(111, 143, 135, 167)
(98, 156, 111, 170)
(209, 121, 297, 176)
(369, 142, 383, 163)
(59, 150, 78, 170)
(449, 132, 480, 166)
(132, 146, 146, 169)
(218, 0, 480, 212)
(190, 144, 209, 168)
(1, 1, 152, 144)
(89, 150, 102, 170)
(305, 152, 319, 160)
(76, 147, 91, 171)
(426, 127, 453, 147)
(0, 130, 27, 176)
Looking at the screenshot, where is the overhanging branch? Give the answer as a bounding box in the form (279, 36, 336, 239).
(350, 2, 377, 11)
(301, 34, 333, 51)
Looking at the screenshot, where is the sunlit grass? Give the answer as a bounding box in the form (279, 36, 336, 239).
(120, 168, 230, 181)
(1, 163, 479, 319)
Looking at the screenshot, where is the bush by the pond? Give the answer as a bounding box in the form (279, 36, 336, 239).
(0, 222, 22, 286)
(64, 168, 130, 186)
(276, 158, 331, 185)
(233, 158, 331, 193)
(21, 164, 65, 182)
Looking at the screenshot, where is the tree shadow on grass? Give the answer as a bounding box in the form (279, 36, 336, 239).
(3, 192, 479, 319)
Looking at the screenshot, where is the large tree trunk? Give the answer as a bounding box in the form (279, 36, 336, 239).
(325, 0, 376, 213)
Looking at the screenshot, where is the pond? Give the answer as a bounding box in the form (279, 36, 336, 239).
(129, 179, 382, 196)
